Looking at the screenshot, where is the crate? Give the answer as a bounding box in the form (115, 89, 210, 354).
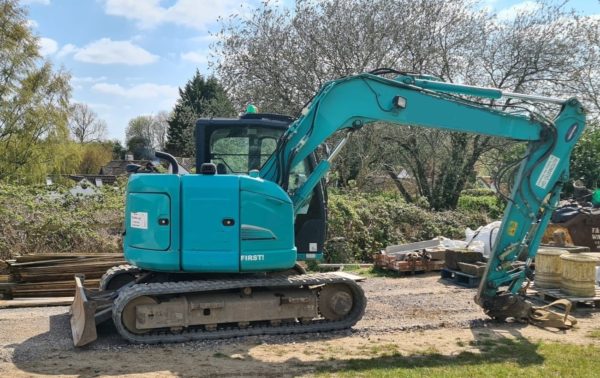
(440, 268, 481, 288)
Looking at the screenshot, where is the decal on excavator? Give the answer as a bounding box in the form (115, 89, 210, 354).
(241, 254, 265, 262)
(535, 155, 560, 189)
(507, 221, 519, 237)
(131, 212, 148, 230)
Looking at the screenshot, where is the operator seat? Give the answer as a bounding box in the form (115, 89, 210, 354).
(216, 163, 227, 174)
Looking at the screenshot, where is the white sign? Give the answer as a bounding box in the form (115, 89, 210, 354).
(309, 243, 318, 252)
(535, 154, 560, 189)
(131, 212, 148, 230)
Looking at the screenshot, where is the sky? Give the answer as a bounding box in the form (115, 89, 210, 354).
(24, 0, 600, 142)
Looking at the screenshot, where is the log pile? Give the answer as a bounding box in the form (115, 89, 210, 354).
(0, 254, 125, 298)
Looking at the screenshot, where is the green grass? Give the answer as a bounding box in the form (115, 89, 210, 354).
(316, 338, 600, 377)
(587, 328, 600, 339)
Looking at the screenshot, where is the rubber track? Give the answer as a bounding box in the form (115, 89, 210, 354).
(99, 264, 140, 290)
(112, 273, 366, 344)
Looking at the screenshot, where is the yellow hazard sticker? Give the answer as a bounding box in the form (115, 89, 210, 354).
(507, 221, 518, 236)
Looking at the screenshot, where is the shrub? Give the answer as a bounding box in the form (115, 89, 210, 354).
(0, 181, 125, 259)
(326, 190, 493, 263)
(457, 194, 504, 219)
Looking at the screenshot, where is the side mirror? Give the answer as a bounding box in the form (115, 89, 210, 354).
(126, 164, 142, 173)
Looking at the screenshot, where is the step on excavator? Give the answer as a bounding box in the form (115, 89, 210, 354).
(71, 69, 586, 346)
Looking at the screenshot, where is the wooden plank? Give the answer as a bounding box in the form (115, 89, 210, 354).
(14, 261, 126, 276)
(11, 290, 79, 298)
(0, 297, 73, 309)
(10, 279, 100, 291)
(13, 254, 123, 263)
(10, 258, 125, 269)
(16, 271, 106, 283)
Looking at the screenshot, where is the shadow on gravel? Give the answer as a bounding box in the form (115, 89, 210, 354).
(10, 311, 354, 377)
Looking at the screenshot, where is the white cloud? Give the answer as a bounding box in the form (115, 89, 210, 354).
(497, 1, 542, 21)
(56, 43, 77, 58)
(38, 37, 58, 56)
(104, 0, 240, 30)
(22, 0, 50, 5)
(73, 38, 158, 65)
(189, 34, 220, 43)
(72, 76, 107, 85)
(27, 19, 39, 28)
(181, 51, 208, 64)
(92, 82, 178, 102)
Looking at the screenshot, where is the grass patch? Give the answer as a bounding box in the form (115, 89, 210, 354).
(587, 328, 600, 339)
(316, 338, 600, 377)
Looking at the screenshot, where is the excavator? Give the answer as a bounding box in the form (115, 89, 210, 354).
(70, 69, 586, 346)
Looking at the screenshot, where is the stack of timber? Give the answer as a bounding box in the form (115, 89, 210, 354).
(373, 238, 446, 274)
(0, 254, 125, 299)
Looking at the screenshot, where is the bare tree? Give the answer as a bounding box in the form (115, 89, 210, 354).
(126, 112, 170, 151)
(69, 103, 107, 143)
(213, 0, 600, 209)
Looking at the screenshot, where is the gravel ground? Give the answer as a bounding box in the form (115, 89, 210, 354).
(0, 273, 597, 377)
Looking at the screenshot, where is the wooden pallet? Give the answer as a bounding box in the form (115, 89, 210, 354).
(374, 256, 445, 274)
(440, 268, 481, 288)
(526, 286, 600, 308)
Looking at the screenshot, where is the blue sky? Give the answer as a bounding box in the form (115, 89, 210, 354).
(25, 0, 600, 142)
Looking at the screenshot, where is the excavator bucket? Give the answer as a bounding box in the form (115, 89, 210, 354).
(70, 275, 114, 347)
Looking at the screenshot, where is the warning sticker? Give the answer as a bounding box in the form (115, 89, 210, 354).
(131, 212, 148, 229)
(535, 154, 560, 189)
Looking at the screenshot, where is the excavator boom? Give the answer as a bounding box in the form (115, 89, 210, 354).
(259, 70, 586, 320)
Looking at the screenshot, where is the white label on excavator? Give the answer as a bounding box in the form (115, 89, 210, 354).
(535, 154, 560, 189)
(309, 243, 318, 252)
(131, 212, 148, 229)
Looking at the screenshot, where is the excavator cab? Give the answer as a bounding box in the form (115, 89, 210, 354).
(195, 113, 327, 261)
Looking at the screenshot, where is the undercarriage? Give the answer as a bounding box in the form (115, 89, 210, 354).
(71, 266, 366, 346)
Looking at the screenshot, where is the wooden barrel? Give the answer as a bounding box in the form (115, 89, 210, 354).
(535, 249, 568, 289)
(560, 254, 599, 297)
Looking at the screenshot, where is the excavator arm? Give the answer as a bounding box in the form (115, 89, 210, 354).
(259, 71, 587, 322)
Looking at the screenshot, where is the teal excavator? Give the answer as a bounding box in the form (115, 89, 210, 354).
(71, 69, 586, 346)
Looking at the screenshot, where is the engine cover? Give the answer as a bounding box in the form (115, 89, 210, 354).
(124, 173, 297, 273)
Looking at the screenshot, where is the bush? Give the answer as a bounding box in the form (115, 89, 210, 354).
(461, 188, 496, 196)
(326, 190, 493, 263)
(457, 194, 504, 219)
(0, 181, 125, 259)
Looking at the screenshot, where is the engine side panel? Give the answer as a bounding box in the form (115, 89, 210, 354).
(181, 175, 240, 272)
(124, 174, 181, 272)
(240, 176, 296, 271)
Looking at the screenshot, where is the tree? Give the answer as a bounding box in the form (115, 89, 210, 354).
(570, 123, 600, 189)
(166, 70, 235, 156)
(110, 139, 126, 160)
(69, 103, 107, 143)
(126, 136, 152, 160)
(78, 142, 113, 174)
(125, 111, 169, 151)
(0, 0, 71, 183)
(214, 0, 600, 209)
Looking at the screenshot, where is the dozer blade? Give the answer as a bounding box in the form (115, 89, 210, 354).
(70, 275, 99, 347)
